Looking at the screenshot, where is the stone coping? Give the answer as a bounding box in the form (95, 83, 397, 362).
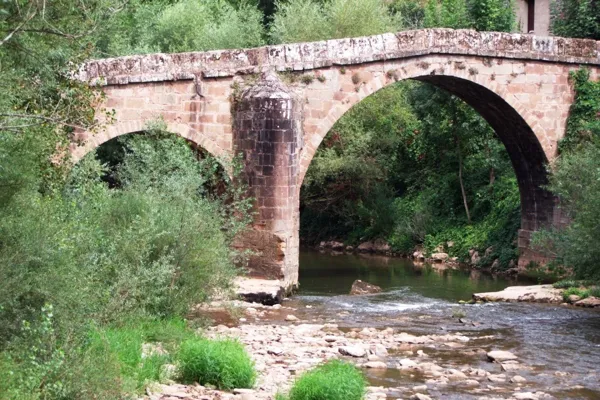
(77, 29, 600, 85)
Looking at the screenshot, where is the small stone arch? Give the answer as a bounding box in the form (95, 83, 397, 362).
(70, 119, 226, 163)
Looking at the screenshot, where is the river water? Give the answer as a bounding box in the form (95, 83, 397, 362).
(286, 250, 600, 399)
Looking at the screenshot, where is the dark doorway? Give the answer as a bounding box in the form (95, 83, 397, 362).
(527, 0, 535, 32)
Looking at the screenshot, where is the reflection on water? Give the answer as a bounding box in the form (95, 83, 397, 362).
(299, 250, 518, 300)
(295, 250, 600, 399)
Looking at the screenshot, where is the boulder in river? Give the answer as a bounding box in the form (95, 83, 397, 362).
(473, 285, 562, 304)
(350, 279, 382, 295)
(487, 350, 518, 362)
(357, 241, 375, 252)
(339, 346, 366, 357)
(574, 296, 600, 308)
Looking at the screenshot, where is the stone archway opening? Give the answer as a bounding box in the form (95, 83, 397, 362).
(299, 71, 554, 272)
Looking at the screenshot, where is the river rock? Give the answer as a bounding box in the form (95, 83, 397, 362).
(567, 294, 581, 303)
(350, 280, 382, 295)
(357, 241, 375, 252)
(339, 346, 366, 357)
(575, 296, 600, 307)
(410, 394, 432, 400)
(398, 358, 418, 368)
(471, 250, 481, 265)
(431, 252, 449, 262)
(413, 250, 425, 261)
(285, 314, 298, 321)
(474, 285, 563, 304)
(328, 241, 345, 250)
(364, 361, 387, 369)
(487, 350, 518, 362)
(511, 375, 527, 383)
(373, 239, 391, 253)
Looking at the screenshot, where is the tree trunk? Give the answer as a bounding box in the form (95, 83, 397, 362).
(456, 135, 471, 224)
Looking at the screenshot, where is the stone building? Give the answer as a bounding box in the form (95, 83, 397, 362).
(516, 0, 551, 35)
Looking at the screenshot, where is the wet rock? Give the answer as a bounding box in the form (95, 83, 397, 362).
(328, 241, 345, 250)
(364, 361, 387, 369)
(413, 385, 428, 392)
(350, 280, 382, 295)
(488, 373, 506, 383)
(413, 250, 425, 261)
(357, 241, 375, 252)
(471, 250, 481, 265)
(567, 294, 581, 303)
(511, 375, 527, 383)
(285, 314, 298, 322)
(373, 239, 391, 253)
(339, 346, 366, 357)
(575, 296, 600, 307)
(410, 394, 432, 400)
(445, 368, 468, 381)
(474, 285, 562, 304)
(431, 252, 449, 262)
(370, 343, 389, 357)
(464, 379, 480, 386)
(346, 245, 354, 251)
(398, 358, 418, 368)
(487, 350, 518, 362)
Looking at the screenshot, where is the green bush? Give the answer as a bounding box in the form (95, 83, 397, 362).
(270, 0, 401, 44)
(176, 338, 256, 390)
(551, 0, 600, 40)
(563, 287, 589, 301)
(285, 360, 366, 400)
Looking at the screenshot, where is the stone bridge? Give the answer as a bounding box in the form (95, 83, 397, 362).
(75, 29, 600, 290)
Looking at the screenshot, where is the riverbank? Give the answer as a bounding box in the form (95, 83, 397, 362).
(145, 298, 599, 400)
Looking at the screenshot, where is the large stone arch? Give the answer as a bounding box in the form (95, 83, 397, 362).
(297, 55, 576, 266)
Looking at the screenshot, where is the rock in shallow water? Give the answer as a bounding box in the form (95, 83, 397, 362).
(349, 279, 382, 295)
(488, 350, 518, 362)
(339, 346, 366, 357)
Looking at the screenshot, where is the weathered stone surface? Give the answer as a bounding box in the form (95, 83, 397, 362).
(487, 350, 518, 362)
(339, 346, 366, 357)
(574, 296, 600, 308)
(235, 278, 285, 305)
(431, 252, 449, 262)
(474, 285, 563, 304)
(350, 280, 382, 295)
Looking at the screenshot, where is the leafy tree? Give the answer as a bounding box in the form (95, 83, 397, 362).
(551, 0, 600, 40)
(468, 0, 516, 32)
(424, 0, 469, 29)
(269, 0, 401, 44)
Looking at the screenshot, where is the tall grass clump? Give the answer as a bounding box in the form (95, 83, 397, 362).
(284, 360, 366, 400)
(176, 338, 256, 389)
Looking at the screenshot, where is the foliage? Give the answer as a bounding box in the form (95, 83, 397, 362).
(467, 0, 516, 32)
(176, 338, 256, 390)
(283, 360, 367, 400)
(424, 0, 469, 29)
(551, 0, 600, 40)
(269, 0, 401, 44)
(96, 0, 266, 56)
(559, 69, 600, 153)
(534, 144, 600, 280)
(389, 0, 427, 29)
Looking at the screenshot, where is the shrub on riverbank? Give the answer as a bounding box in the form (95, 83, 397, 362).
(176, 337, 256, 389)
(283, 360, 367, 400)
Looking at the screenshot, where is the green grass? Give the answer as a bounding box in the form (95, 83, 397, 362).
(282, 360, 367, 400)
(552, 279, 598, 289)
(87, 318, 194, 392)
(176, 338, 256, 390)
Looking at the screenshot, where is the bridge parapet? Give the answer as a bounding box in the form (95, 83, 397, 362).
(78, 29, 600, 86)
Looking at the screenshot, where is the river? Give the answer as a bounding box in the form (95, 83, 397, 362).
(282, 250, 600, 399)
